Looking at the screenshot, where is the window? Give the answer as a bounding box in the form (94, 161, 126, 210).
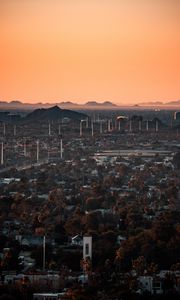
(153, 282, 161, 289)
(85, 243, 89, 255)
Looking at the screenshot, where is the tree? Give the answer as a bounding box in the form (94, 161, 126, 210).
(85, 197, 101, 211)
(80, 257, 92, 275)
(173, 151, 180, 169)
(114, 248, 125, 272)
(132, 256, 146, 276)
(146, 262, 158, 275)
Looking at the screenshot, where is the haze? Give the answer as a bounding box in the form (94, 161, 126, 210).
(0, 0, 180, 104)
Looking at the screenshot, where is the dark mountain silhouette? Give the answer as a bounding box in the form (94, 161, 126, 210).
(25, 105, 87, 121)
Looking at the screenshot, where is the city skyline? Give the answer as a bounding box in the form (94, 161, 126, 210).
(1, 0, 180, 105)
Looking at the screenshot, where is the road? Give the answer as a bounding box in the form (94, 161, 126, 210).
(0, 159, 49, 174)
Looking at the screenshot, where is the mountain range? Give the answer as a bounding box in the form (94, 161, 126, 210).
(137, 100, 180, 106)
(0, 100, 118, 110)
(0, 100, 179, 110)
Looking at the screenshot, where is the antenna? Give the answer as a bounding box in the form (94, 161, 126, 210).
(60, 138, 63, 159)
(100, 120, 103, 134)
(13, 125, 16, 136)
(129, 119, 132, 132)
(36, 140, 39, 163)
(146, 120, 149, 131)
(155, 120, 158, 132)
(43, 236, 46, 271)
(48, 122, 51, 136)
(108, 120, 111, 132)
(80, 120, 83, 137)
(1, 142, 4, 165)
(24, 139, 27, 157)
(91, 120, 94, 137)
(47, 148, 50, 161)
(58, 124, 61, 135)
(118, 120, 121, 131)
(3, 123, 6, 136)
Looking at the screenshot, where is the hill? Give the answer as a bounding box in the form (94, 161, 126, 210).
(25, 105, 87, 122)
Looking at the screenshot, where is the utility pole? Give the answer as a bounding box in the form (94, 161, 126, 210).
(24, 139, 27, 157)
(1, 142, 4, 165)
(146, 120, 149, 131)
(118, 120, 121, 131)
(80, 121, 83, 137)
(13, 125, 16, 136)
(48, 123, 51, 136)
(60, 138, 63, 159)
(129, 119, 132, 132)
(108, 120, 111, 132)
(155, 120, 158, 132)
(36, 140, 39, 163)
(43, 236, 46, 271)
(91, 121, 94, 137)
(58, 124, 61, 135)
(3, 123, 6, 136)
(100, 120, 103, 134)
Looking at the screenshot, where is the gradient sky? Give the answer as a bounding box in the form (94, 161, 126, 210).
(0, 0, 180, 104)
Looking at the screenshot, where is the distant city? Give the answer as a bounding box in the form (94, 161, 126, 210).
(1, 0, 180, 298)
(0, 105, 179, 299)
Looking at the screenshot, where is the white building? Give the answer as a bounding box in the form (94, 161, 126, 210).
(33, 293, 65, 300)
(138, 276, 163, 294)
(83, 236, 92, 260)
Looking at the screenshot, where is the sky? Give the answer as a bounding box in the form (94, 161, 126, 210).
(0, 0, 180, 105)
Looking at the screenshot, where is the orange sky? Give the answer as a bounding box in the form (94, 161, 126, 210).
(0, 0, 180, 104)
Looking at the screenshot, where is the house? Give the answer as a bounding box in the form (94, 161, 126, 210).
(138, 276, 163, 295)
(21, 236, 44, 247)
(4, 273, 61, 290)
(78, 274, 88, 284)
(138, 276, 153, 294)
(0, 178, 21, 185)
(18, 251, 35, 269)
(20, 235, 55, 247)
(71, 235, 83, 246)
(116, 235, 126, 246)
(33, 293, 65, 300)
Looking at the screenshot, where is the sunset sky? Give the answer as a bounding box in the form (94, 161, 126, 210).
(0, 0, 180, 105)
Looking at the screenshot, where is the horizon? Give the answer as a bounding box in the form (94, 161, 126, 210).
(0, 99, 180, 108)
(1, 0, 180, 104)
